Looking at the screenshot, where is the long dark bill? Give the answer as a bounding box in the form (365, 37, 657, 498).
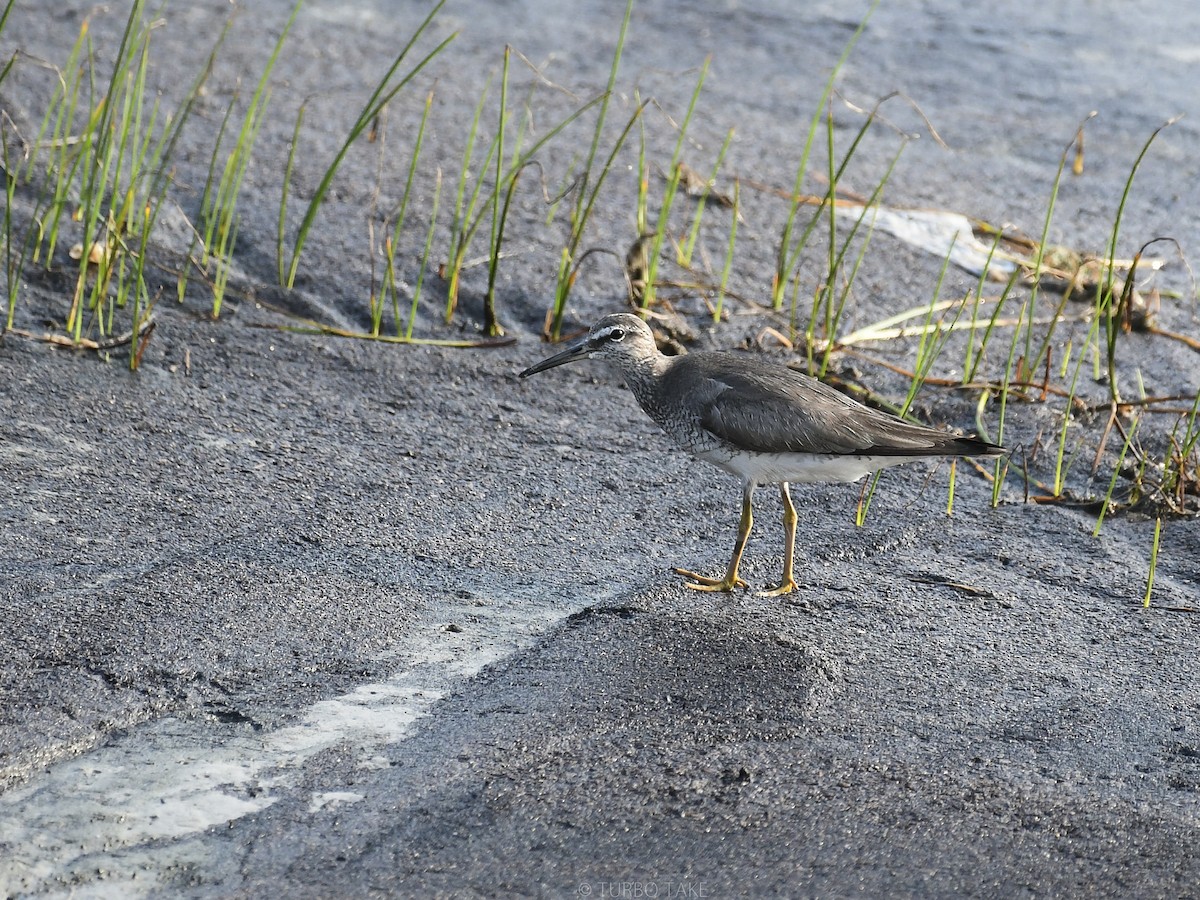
(518, 340, 591, 378)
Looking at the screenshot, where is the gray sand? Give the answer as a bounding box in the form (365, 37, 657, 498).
(2, 0, 1198, 896)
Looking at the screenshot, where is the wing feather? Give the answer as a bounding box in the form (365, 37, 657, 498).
(669, 355, 988, 457)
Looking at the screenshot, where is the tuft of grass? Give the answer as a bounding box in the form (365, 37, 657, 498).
(678, 127, 735, 269)
(712, 177, 740, 322)
(483, 45, 513, 336)
(634, 89, 649, 238)
(13, 0, 212, 364)
(1, 1, 15, 326)
(22, 16, 90, 266)
(63, 3, 153, 339)
(639, 56, 711, 310)
(1050, 313, 1102, 499)
(1161, 389, 1200, 512)
(441, 72, 496, 319)
(772, 0, 879, 308)
(1091, 412, 1140, 535)
(961, 232, 1013, 385)
(807, 126, 907, 374)
(450, 45, 549, 335)
(786, 92, 922, 356)
(546, 98, 645, 336)
(1018, 112, 1097, 383)
(4, 136, 18, 330)
(988, 287, 1032, 507)
(548, 0, 637, 339)
(406, 168, 443, 340)
(854, 238, 960, 525)
(278, 0, 455, 290)
(376, 89, 434, 336)
(442, 62, 607, 332)
(192, 1, 298, 318)
(1097, 115, 1179, 404)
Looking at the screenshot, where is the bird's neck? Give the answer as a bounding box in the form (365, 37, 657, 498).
(614, 352, 672, 406)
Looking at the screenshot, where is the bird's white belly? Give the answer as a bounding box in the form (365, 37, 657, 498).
(694, 447, 929, 485)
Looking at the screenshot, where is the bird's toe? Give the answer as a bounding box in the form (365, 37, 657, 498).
(673, 567, 748, 592)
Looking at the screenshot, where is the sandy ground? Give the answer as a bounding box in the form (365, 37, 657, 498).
(2, 0, 1199, 896)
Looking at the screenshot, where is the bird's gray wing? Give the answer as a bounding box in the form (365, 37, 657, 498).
(684, 359, 962, 456)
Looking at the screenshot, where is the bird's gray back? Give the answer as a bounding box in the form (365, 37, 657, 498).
(647, 351, 985, 458)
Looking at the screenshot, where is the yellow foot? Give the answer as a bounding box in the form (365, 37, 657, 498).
(758, 579, 798, 598)
(673, 567, 748, 592)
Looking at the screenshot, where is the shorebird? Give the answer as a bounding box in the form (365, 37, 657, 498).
(519, 313, 1005, 596)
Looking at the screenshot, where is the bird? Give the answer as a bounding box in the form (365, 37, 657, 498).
(519, 312, 1006, 596)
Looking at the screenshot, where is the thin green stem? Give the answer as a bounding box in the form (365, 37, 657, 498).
(680, 127, 734, 267)
(1100, 116, 1179, 404)
(714, 178, 740, 322)
(642, 55, 710, 309)
(1144, 518, 1162, 608)
(1092, 413, 1140, 535)
(407, 169, 443, 340)
(773, 0, 879, 307)
(380, 89, 433, 335)
(284, 1, 455, 288)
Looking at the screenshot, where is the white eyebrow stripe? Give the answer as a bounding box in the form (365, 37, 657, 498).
(591, 325, 624, 344)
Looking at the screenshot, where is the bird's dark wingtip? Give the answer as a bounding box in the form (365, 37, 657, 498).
(959, 435, 1008, 457)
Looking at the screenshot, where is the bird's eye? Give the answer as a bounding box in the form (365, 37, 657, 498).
(609, 328, 626, 342)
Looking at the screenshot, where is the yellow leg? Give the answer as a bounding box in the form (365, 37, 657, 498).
(675, 481, 754, 592)
(760, 482, 798, 597)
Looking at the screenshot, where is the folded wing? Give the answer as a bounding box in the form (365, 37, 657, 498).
(680, 358, 993, 457)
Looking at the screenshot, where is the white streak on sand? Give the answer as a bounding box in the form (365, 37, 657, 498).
(0, 596, 578, 897)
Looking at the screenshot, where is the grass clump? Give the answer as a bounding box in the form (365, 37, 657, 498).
(374, 90, 434, 337)
(546, 0, 638, 340)
(636, 56, 711, 311)
(187, 1, 299, 318)
(10, 0, 213, 364)
(278, 0, 455, 290)
(772, 0, 879, 309)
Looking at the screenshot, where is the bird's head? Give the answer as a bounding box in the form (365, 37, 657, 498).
(519, 313, 660, 378)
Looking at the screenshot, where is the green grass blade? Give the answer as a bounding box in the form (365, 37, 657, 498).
(1099, 115, 1179, 403)
(642, 55, 710, 309)
(3, 136, 15, 328)
(813, 138, 906, 375)
(1092, 413, 1140, 535)
(573, 0, 633, 229)
(548, 0, 635, 336)
(773, 0, 879, 307)
(285, 2, 455, 288)
(858, 237, 960, 524)
(549, 99, 646, 336)
(406, 168, 443, 340)
(714, 178, 740, 321)
(445, 75, 492, 303)
(277, 100, 305, 285)
(680, 127, 734, 267)
(1143, 518, 1162, 608)
(382, 89, 434, 335)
